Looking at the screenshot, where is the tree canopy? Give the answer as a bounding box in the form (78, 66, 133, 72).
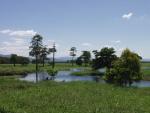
(105, 49, 142, 86)
(81, 51, 91, 66)
(70, 47, 77, 66)
(92, 47, 117, 70)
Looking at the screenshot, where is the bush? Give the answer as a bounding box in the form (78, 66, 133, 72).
(105, 49, 142, 86)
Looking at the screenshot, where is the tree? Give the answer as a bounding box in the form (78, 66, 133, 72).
(10, 54, 17, 67)
(92, 47, 117, 70)
(40, 46, 50, 67)
(70, 47, 77, 66)
(76, 56, 83, 66)
(29, 34, 43, 82)
(92, 50, 98, 59)
(81, 51, 91, 66)
(49, 43, 56, 69)
(105, 49, 142, 86)
(17, 56, 30, 65)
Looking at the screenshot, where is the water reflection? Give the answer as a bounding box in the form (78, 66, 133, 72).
(20, 72, 51, 82)
(19, 69, 150, 88)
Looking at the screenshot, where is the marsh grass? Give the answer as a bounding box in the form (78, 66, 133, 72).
(0, 63, 81, 76)
(0, 77, 150, 113)
(71, 69, 103, 76)
(0, 62, 150, 80)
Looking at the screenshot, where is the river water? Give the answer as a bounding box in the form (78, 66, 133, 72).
(19, 69, 150, 88)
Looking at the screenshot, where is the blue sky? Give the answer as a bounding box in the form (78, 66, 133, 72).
(0, 0, 150, 58)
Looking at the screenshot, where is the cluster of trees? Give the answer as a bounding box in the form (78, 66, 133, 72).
(76, 51, 91, 66)
(29, 34, 56, 82)
(105, 49, 142, 86)
(0, 54, 30, 66)
(29, 34, 56, 68)
(0, 33, 142, 86)
(0, 57, 10, 64)
(72, 47, 142, 86)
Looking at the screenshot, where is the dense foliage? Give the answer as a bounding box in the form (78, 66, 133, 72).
(76, 56, 83, 66)
(92, 47, 117, 70)
(105, 49, 142, 86)
(81, 51, 91, 66)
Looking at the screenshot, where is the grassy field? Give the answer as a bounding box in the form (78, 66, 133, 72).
(0, 63, 81, 76)
(0, 77, 150, 113)
(0, 63, 150, 113)
(141, 62, 150, 80)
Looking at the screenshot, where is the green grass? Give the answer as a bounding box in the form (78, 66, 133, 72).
(0, 63, 81, 76)
(141, 62, 150, 80)
(0, 77, 150, 113)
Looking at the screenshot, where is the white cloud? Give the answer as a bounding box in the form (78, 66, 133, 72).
(102, 45, 112, 48)
(0, 38, 29, 56)
(122, 13, 133, 20)
(0, 29, 11, 34)
(81, 43, 92, 47)
(111, 40, 121, 44)
(0, 29, 37, 37)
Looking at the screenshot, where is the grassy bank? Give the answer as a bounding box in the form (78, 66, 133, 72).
(0, 77, 150, 113)
(0, 63, 81, 76)
(0, 62, 150, 81)
(141, 62, 150, 80)
(71, 69, 103, 76)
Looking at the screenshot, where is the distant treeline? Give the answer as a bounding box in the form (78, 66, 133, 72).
(0, 55, 30, 65)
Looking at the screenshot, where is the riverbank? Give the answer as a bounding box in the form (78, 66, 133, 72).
(0, 63, 81, 76)
(0, 62, 150, 81)
(0, 76, 150, 113)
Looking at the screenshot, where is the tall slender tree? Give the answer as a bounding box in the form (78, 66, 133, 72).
(40, 46, 50, 67)
(70, 47, 77, 66)
(49, 43, 56, 69)
(81, 51, 91, 66)
(10, 54, 17, 67)
(29, 34, 43, 82)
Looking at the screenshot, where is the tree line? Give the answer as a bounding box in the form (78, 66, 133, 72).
(72, 47, 142, 86)
(0, 34, 143, 86)
(0, 54, 30, 66)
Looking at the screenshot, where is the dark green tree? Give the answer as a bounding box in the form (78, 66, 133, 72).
(29, 34, 43, 82)
(81, 51, 91, 66)
(105, 49, 142, 86)
(92, 47, 117, 70)
(70, 47, 77, 66)
(76, 56, 83, 66)
(10, 54, 17, 67)
(17, 56, 30, 65)
(40, 46, 50, 67)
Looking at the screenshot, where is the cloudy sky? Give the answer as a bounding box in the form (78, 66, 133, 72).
(0, 0, 150, 58)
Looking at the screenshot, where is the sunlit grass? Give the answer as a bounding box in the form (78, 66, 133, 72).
(0, 77, 150, 113)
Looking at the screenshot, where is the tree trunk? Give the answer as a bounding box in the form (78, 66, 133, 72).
(42, 57, 45, 67)
(13, 63, 16, 67)
(72, 56, 74, 66)
(36, 55, 38, 83)
(52, 52, 55, 69)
